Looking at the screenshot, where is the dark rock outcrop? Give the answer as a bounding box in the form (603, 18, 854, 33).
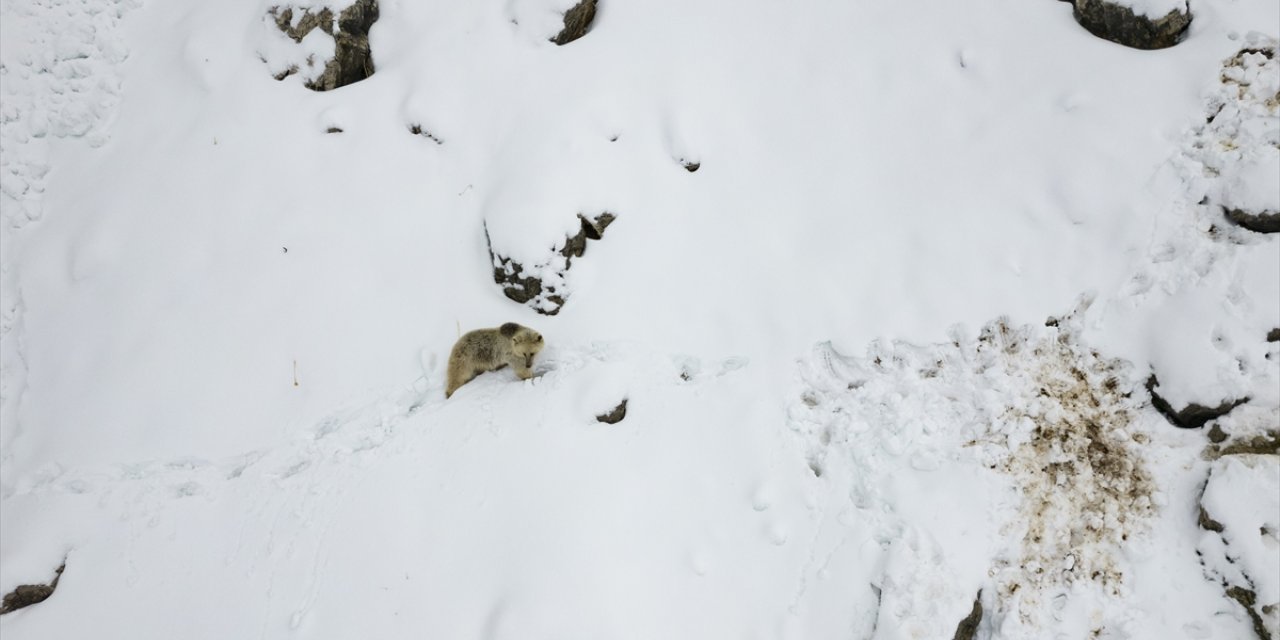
(1205, 431, 1280, 459)
(952, 591, 983, 640)
(1224, 207, 1280, 234)
(1225, 586, 1274, 640)
(596, 398, 628, 424)
(1072, 0, 1190, 50)
(551, 0, 597, 45)
(1198, 461, 1279, 640)
(268, 0, 378, 91)
(487, 212, 616, 315)
(1146, 375, 1248, 429)
(0, 564, 64, 615)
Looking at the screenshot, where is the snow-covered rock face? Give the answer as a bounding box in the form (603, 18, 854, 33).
(486, 212, 616, 314)
(1199, 454, 1280, 639)
(1213, 43, 1280, 234)
(1073, 0, 1191, 50)
(1177, 36, 1280, 236)
(260, 0, 378, 91)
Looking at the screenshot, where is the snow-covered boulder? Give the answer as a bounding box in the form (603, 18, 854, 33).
(1146, 374, 1249, 430)
(1072, 0, 1190, 50)
(486, 212, 616, 315)
(261, 0, 379, 91)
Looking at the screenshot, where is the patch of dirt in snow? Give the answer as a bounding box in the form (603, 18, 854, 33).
(990, 320, 1155, 608)
(790, 308, 1158, 634)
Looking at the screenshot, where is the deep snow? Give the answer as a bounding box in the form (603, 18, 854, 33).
(1, 0, 1278, 638)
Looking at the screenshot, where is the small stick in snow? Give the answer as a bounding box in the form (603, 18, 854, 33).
(293, 360, 299, 387)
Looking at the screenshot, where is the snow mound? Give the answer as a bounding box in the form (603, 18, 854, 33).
(1185, 35, 1280, 231)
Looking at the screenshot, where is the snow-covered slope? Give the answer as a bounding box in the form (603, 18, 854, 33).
(2, 0, 1277, 637)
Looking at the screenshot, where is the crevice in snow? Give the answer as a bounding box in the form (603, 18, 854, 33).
(1146, 373, 1249, 430)
(407, 123, 443, 145)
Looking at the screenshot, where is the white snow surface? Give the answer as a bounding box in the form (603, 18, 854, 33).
(1112, 0, 1190, 21)
(1, 0, 1278, 637)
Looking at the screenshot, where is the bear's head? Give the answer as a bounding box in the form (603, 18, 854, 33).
(509, 326, 544, 369)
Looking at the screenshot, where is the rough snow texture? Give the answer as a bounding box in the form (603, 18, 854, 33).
(790, 312, 1161, 637)
(0, 0, 135, 479)
(1199, 454, 1280, 638)
(1186, 37, 1280, 231)
(259, 0, 378, 91)
(1, 0, 1278, 637)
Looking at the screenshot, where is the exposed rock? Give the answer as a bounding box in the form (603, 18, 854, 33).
(551, 0, 597, 45)
(1146, 374, 1248, 429)
(596, 398, 628, 424)
(1198, 454, 1280, 639)
(1205, 431, 1280, 459)
(1268, 328, 1280, 343)
(0, 563, 64, 615)
(1208, 423, 1229, 444)
(1226, 586, 1274, 640)
(952, 591, 983, 640)
(267, 0, 378, 91)
(1072, 0, 1190, 50)
(1198, 506, 1225, 533)
(486, 212, 616, 315)
(681, 159, 701, 172)
(1225, 207, 1280, 234)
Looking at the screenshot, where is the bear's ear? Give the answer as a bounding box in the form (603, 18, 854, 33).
(499, 322, 520, 337)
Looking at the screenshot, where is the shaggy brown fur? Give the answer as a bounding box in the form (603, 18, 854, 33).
(446, 323, 544, 398)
